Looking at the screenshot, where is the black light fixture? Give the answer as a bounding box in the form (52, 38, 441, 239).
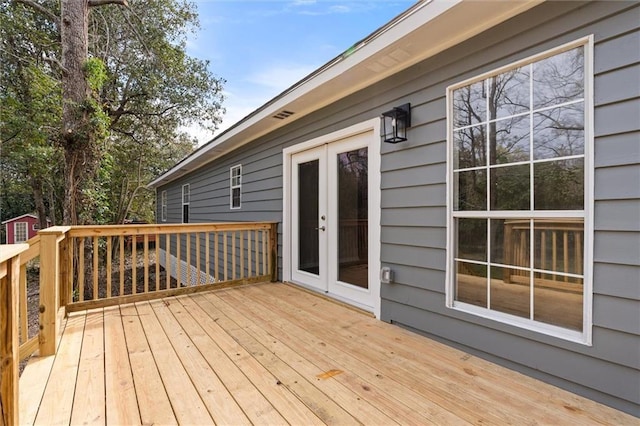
(381, 103, 411, 143)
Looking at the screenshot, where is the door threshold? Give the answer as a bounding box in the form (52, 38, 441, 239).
(282, 281, 375, 318)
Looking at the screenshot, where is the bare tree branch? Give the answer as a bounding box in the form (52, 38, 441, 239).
(42, 53, 68, 74)
(14, 0, 60, 28)
(88, 0, 128, 7)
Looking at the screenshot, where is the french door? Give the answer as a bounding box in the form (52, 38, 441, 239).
(290, 132, 374, 310)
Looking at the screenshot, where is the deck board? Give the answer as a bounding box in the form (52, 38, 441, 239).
(70, 309, 105, 425)
(120, 303, 177, 425)
(104, 305, 140, 425)
(20, 282, 638, 425)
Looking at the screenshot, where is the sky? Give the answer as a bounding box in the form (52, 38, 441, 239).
(184, 0, 416, 145)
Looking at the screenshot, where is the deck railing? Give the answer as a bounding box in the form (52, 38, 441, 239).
(1, 243, 28, 426)
(503, 218, 583, 289)
(0, 221, 277, 426)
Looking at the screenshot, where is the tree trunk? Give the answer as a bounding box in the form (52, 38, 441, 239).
(31, 179, 48, 231)
(60, 0, 90, 225)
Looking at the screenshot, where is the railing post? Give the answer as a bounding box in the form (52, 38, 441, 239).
(1, 244, 27, 426)
(38, 226, 70, 357)
(269, 223, 278, 282)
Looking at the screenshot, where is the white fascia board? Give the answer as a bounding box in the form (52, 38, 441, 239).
(149, 0, 542, 189)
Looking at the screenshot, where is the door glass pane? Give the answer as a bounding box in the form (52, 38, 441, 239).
(298, 160, 319, 274)
(337, 148, 368, 288)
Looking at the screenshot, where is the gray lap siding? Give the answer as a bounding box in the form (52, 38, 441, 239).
(156, 1, 640, 415)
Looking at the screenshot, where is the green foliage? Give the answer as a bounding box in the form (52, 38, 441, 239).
(2, 0, 223, 225)
(83, 57, 108, 92)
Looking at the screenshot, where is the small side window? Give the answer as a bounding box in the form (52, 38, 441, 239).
(230, 165, 242, 209)
(182, 184, 190, 223)
(161, 190, 167, 222)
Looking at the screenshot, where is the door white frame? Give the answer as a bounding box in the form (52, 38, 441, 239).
(283, 118, 381, 318)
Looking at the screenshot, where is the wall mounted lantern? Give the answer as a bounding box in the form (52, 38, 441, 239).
(381, 103, 411, 144)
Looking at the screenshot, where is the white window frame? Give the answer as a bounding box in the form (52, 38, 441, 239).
(161, 190, 167, 222)
(445, 36, 594, 345)
(230, 164, 242, 209)
(182, 184, 190, 223)
(14, 222, 28, 243)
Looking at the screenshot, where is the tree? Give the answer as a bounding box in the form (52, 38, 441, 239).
(2, 0, 224, 225)
(1, 2, 63, 229)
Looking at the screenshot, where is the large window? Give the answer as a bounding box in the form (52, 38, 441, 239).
(230, 165, 242, 209)
(161, 190, 167, 222)
(182, 184, 190, 223)
(447, 38, 592, 343)
(14, 222, 28, 243)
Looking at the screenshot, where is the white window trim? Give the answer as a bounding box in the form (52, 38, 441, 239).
(182, 184, 190, 223)
(230, 164, 242, 209)
(445, 36, 594, 345)
(161, 190, 167, 222)
(14, 221, 28, 243)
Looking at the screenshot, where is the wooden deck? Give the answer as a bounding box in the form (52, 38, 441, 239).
(19, 282, 635, 425)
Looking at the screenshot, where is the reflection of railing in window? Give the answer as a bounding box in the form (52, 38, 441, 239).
(339, 219, 368, 263)
(504, 218, 583, 289)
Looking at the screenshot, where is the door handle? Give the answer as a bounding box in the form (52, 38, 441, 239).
(315, 226, 326, 231)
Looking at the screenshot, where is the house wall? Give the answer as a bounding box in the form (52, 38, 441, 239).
(157, 1, 639, 414)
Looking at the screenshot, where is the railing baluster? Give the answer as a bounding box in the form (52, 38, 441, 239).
(552, 231, 557, 281)
(205, 232, 211, 284)
(106, 236, 112, 298)
(240, 230, 245, 279)
(144, 234, 149, 293)
(232, 231, 236, 280)
(214, 232, 219, 283)
(186, 233, 191, 286)
(270, 223, 277, 282)
(223, 231, 228, 282)
(165, 234, 171, 290)
(563, 231, 569, 282)
(254, 230, 259, 277)
(247, 230, 252, 278)
(93, 236, 99, 300)
(262, 229, 267, 276)
(19, 264, 28, 344)
(60, 237, 72, 307)
(78, 238, 85, 302)
(119, 236, 125, 296)
(576, 231, 582, 276)
(155, 233, 160, 291)
(175, 234, 180, 287)
(132, 238, 137, 294)
(196, 232, 201, 285)
(540, 230, 546, 280)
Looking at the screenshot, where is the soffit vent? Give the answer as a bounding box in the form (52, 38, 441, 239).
(273, 110, 295, 120)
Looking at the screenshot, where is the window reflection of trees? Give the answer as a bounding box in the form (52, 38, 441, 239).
(451, 46, 586, 332)
(453, 47, 585, 212)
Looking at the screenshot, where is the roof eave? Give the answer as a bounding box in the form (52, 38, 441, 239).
(148, 0, 543, 189)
